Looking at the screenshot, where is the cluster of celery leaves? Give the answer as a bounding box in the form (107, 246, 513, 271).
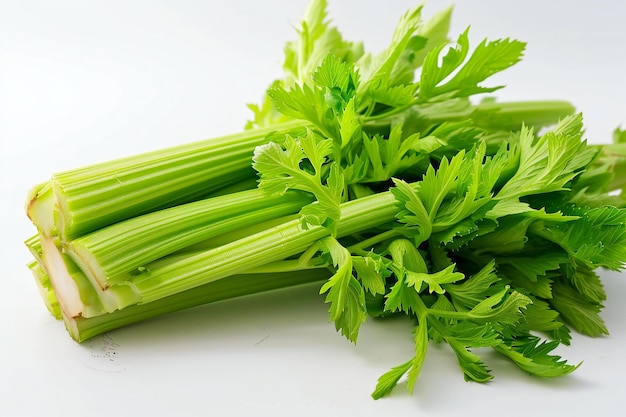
(246, 0, 626, 398)
(25, 0, 626, 399)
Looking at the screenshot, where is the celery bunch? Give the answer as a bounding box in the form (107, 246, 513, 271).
(24, 0, 626, 399)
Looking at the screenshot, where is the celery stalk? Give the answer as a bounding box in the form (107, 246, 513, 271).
(27, 236, 115, 317)
(25, 234, 43, 264)
(28, 260, 62, 320)
(364, 100, 575, 138)
(124, 191, 398, 303)
(65, 268, 330, 342)
(65, 189, 314, 289)
(27, 120, 306, 240)
(39, 235, 141, 318)
(28, 256, 329, 342)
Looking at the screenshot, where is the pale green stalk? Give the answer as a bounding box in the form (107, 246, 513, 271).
(65, 268, 330, 342)
(28, 260, 62, 320)
(122, 190, 399, 304)
(28, 255, 330, 342)
(66, 189, 313, 289)
(26, 120, 306, 240)
(364, 100, 575, 136)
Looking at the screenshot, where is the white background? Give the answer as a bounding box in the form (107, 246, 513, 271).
(1, 1, 625, 416)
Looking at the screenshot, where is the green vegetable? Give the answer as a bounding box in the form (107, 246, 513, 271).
(25, 120, 307, 240)
(24, 0, 626, 400)
(66, 189, 313, 290)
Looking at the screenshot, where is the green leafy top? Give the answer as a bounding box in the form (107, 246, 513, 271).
(253, 6, 538, 231)
(247, 0, 624, 400)
(283, 0, 364, 86)
(418, 29, 526, 102)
